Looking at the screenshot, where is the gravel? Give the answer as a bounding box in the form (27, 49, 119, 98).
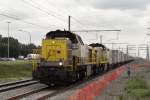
(0, 60, 146, 100)
(0, 83, 47, 100)
(20, 89, 55, 100)
(95, 61, 150, 100)
(45, 67, 128, 100)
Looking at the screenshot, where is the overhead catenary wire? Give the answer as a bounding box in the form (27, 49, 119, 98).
(25, 0, 96, 30)
(0, 0, 122, 33)
(21, 0, 67, 29)
(48, 1, 116, 29)
(45, 0, 93, 29)
(30, 0, 67, 19)
(0, 3, 66, 29)
(22, 0, 67, 24)
(44, 0, 70, 15)
(28, 0, 88, 30)
(45, 0, 100, 28)
(24, 0, 122, 31)
(0, 7, 81, 32)
(0, 13, 51, 30)
(0, 5, 65, 29)
(71, 16, 88, 30)
(0, 7, 20, 19)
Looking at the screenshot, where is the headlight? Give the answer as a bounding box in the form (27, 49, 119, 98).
(59, 62, 63, 66)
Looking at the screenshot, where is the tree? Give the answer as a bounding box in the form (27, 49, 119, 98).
(0, 34, 37, 58)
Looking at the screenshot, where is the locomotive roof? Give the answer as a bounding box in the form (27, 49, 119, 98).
(46, 30, 79, 43)
(89, 43, 106, 50)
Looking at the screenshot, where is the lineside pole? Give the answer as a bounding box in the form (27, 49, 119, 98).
(7, 22, 10, 58)
(68, 16, 71, 31)
(126, 45, 128, 60)
(147, 45, 149, 60)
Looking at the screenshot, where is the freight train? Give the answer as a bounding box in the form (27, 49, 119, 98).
(32, 30, 133, 85)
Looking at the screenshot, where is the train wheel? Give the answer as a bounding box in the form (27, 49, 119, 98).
(79, 70, 86, 80)
(106, 64, 110, 71)
(92, 65, 97, 76)
(97, 64, 101, 74)
(98, 67, 101, 74)
(96, 67, 99, 74)
(101, 64, 104, 72)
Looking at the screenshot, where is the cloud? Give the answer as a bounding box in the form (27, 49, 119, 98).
(77, 0, 150, 10)
(0, 0, 149, 54)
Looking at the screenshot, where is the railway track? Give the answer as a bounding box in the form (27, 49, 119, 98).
(7, 86, 48, 100)
(0, 64, 131, 100)
(17, 70, 113, 100)
(0, 76, 97, 100)
(7, 84, 75, 100)
(31, 65, 126, 100)
(0, 79, 39, 93)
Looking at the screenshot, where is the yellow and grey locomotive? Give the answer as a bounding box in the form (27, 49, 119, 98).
(32, 30, 134, 85)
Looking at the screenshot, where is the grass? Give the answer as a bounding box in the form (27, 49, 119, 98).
(118, 76, 150, 100)
(125, 77, 150, 98)
(0, 60, 32, 82)
(130, 89, 150, 97)
(126, 76, 147, 91)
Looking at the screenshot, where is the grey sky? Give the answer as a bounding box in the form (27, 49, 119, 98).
(0, 0, 150, 57)
(89, 0, 150, 10)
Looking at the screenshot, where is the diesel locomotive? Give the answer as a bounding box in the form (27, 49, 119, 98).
(32, 30, 133, 85)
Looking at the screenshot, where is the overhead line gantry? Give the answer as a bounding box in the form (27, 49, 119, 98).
(72, 29, 121, 32)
